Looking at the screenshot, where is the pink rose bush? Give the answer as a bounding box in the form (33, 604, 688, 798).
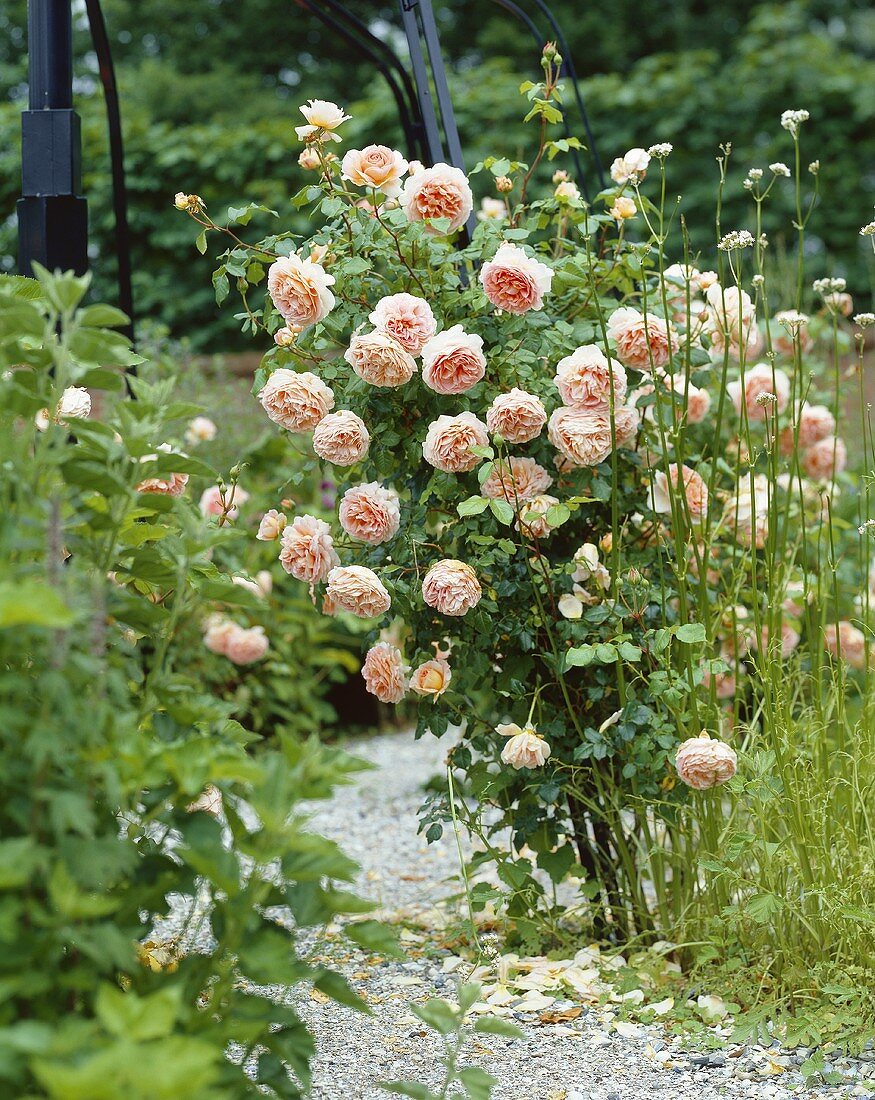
(267, 253, 335, 329)
(421, 326, 486, 394)
(480, 242, 553, 314)
(401, 163, 473, 233)
(339, 483, 400, 544)
(258, 369, 334, 432)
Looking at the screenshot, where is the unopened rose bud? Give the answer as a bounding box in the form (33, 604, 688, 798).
(599, 532, 613, 553)
(496, 176, 513, 193)
(274, 325, 301, 348)
(309, 243, 331, 265)
(298, 147, 321, 171)
(552, 169, 569, 184)
(174, 192, 188, 210)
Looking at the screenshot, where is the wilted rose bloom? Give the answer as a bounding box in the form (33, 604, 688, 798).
(344, 330, 417, 387)
(726, 362, 790, 421)
(704, 283, 757, 359)
(184, 416, 217, 446)
(548, 407, 613, 467)
(312, 410, 370, 466)
(498, 723, 551, 769)
(225, 625, 269, 665)
(675, 734, 737, 790)
(650, 464, 709, 520)
(257, 509, 287, 541)
(779, 403, 836, 454)
(607, 307, 672, 372)
(481, 456, 553, 503)
(295, 98, 350, 141)
(361, 642, 407, 703)
(135, 445, 189, 497)
(802, 435, 847, 481)
(258, 368, 335, 432)
(326, 565, 392, 618)
(422, 559, 481, 616)
(478, 197, 505, 221)
(823, 621, 867, 670)
(554, 345, 627, 410)
(369, 293, 437, 355)
(278, 514, 339, 583)
(724, 474, 770, 548)
(479, 241, 553, 314)
(203, 615, 237, 655)
(421, 325, 486, 394)
(485, 388, 547, 443)
(609, 147, 650, 184)
(609, 196, 637, 221)
(401, 162, 473, 233)
(422, 412, 488, 473)
(516, 494, 560, 539)
(341, 145, 408, 196)
(200, 484, 249, 521)
(57, 385, 92, 421)
(773, 309, 813, 356)
(409, 657, 452, 697)
(267, 253, 335, 329)
(339, 482, 400, 544)
(187, 784, 223, 816)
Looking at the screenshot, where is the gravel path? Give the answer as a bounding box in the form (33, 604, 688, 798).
(296, 731, 868, 1100)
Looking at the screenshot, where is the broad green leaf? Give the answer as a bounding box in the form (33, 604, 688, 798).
(0, 581, 73, 629)
(676, 622, 706, 643)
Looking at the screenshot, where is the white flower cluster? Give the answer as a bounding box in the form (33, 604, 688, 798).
(854, 313, 875, 328)
(813, 277, 846, 295)
(718, 230, 756, 251)
(778, 310, 809, 333)
(780, 108, 810, 135)
(769, 162, 791, 177)
(647, 143, 673, 158)
(860, 221, 875, 238)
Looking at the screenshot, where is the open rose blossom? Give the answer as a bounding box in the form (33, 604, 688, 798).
(295, 98, 350, 141)
(479, 241, 553, 314)
(554, 345, 627, 409)
(823, 621, 867, 670)
(409, 657, 452, 698)
(278, 514, 339, 583)
(312, 410, 370, 466)
(609, 147, 650, 184)
(341, 145, 408, 196)
(485, 388, 547, 443)
(224, 625, 269, 666)
(422, 559, 481, 616)
(361, 642, 407, 703)
(517, 494, 560, 539)
(258, 369, 335, 432)
(482, 456, 553, 503)
(203, 616, 237, 655)
(422, 412, 489, 473)
(606, 307, 672, 372)
(369, 293, 437, 355)
(267, 253, 335, 329)
(401, 162, 473, 233)
(339, 482, 401, 544)
(498, 723, 551, 769)
(185, 416, 217, 446)
(421, 325, 486, 394)
(727, 363, 790, 421)
(650, 464, 709, 520)
(779, 403, 836, 454)
(257, 509, 287, 541)
(802, 435, 847, 481)
(326, 565, 391, 618)
(675, 733, 737, 790)
(135, 445, 189, 497)
(344, 330, 417, 388)
(724, 474, 770, 548)
(200, 484, 249, 521)
(548, 407, 614, 467)
(680, 380, 711, 424)
(704, 283, 757, 359)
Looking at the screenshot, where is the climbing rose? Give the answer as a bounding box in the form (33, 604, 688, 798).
(481, 456, 553, 503)
(727, 363, 790, 420)
(650, 464, 709, 520)
(295, 99, 350, 141)
(498, 724, 551, 769)
(409, 657, 452, 698)
(341, 145, 408, 196)
(823, 621, 867, 670)
(326, 566, 391, 618)
(361, 642, 407, 703)
(422, 559, 481, 616)
(224, 625, 270, 666)
(267, 253, 335, 329)
(339, 482, 401, 545)
(675, 734, 737, 790)
(200, 484, 249, 521)
(554, 345, 627, 409)
(344, 330, 417, 388)
(258, 369, 335, 432)
(256, 509, 287, 541)
(607, 307, 672, 372)
(422, 412, 489, 473)
(421, 325, 486, 395)
(312, 410, 370, 466)
(369, 293, 437, 355)
(802, 435, 847, 481)
(278, 514, 339, 583)
(485, 388, 547, 443)
(479, 241, 553, 314)
(548, 407, 614, 467)
(401, 162, 473, 233)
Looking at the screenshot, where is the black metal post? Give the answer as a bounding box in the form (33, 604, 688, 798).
(17, 0, 89, 278)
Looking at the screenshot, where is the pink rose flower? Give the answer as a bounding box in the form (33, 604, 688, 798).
(726, 362, 790, 421)
(554, 345, 627, 409)
(548, 407, 613, 467)
(422, 412, 489, 473)
(481, 456, 553, 504)
(341, 145, 408, 196)
(278, 514, 339, 583)
(606, 307, 672, 372)
(267, 253, 335, 329)
(802, 435, 847, 481)
(704, 284, 757, 360)
(184, 416, 217, 446)
(516, 494, 560, 540)
(422, 559, 481, 616)
(823, 621, 867, 670)
(257, 509, 287, 541)
(609, 147, 650, 184)
(135, 445, 189, 497)
(326, 565, 392, 618)
(682, 381, 711, 424)
(361, 642, 407, 703)
(258, 369, 335, 432)
(203, 616, 237, 655)
(675, 734, 737, 790)
(200, 484, 249, 521)
(409, 657, 452, 698)
(224, 625, 269, 666)
(498, 723, 551, 769)
(295, 98, 350, 141)
(312, 410, 370, 466)
(401, 162, 473, 233)
(723, 474, 770, 549)
(479, 242, 553, 314)
(485, 388, 547, 443)
(339, 482, 401, 545)
(779, 403, 836, 454)
(421, 325, 486, 395)
(344, 330, 417, 388)
(369, 293, 437, 355)
(650, 464, 709, 520)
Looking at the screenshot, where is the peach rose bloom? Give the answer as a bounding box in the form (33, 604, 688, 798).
(401, 162, 473, 233)
(498, 724, 551, 769)
(361, 642, 407, 703)
(517, 494, 560, 539)
(422, 412, 489, 473)
(704, 284, 757, 359)
(257, 509, 287, 541)
(258, 369, 335, 432)
(185, 416, 217, 446)
(278, 514, 339, 583)
(726, 362, 790, 421)
(702, 669, 737, 699)
(607, 307, 672, 372)
(650, 464, 709, 520)
(422, 559, 481, 617)
(326, 565, 392, 618)
(682, 381, 711, 425)
(369, 293, 437, 355)
(613, 404, 641, 446)
(773, 309, 813, 357)
(232, 572, 272, 599)
(296, 99, 350, 141)
(225, 625, 269, 665)
(802, 435, 847, 481)
(479, 241, 553, 314)
(339, 482, 401, 545)
(823, 621, 867, 670)
(609, 147, 650, 184)
(421, 325, 486, 395)
(779, 403, 836, 454)
(409, 657, 452, 698)
(485, 388, 547, 443)
(481, 456, 553, 504)
(554, 345, 627, 410)
(675, 733, 737, 790)
(344, 330, 417, 388)
(135, 445, 189, 497)
(203, 616, 237, 656)
(341, 145, 408, 196)
(312, 410, 370, 466)
(200, 484, 249, 521)
(267, 253, 335, 329)
(723, 474, 770, 549)
(548, 407, 614, 467)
